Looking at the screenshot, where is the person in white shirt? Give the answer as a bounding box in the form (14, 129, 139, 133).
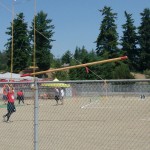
(60, 88, 64, 105)
(54, 87, 65, 105)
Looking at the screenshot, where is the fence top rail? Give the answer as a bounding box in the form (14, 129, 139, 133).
(1, 79, 150, 84)
(37, 79, 150, 84)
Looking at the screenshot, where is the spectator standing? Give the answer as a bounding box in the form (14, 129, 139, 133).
(17, 90, 24, 104)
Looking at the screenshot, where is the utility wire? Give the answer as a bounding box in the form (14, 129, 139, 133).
(0, 0, 105, 81)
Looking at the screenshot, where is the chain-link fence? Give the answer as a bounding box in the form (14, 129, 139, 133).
(0, 79, 150, 150)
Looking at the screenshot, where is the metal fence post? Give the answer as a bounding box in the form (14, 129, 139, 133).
(34, 78, 39, 150)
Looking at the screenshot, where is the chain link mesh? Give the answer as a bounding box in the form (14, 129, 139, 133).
(0, 79, 150, 150)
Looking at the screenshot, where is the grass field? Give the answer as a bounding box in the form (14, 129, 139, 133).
(0, 95, 150, 150)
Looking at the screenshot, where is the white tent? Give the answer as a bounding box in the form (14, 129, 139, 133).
(0, 72, 34, 81)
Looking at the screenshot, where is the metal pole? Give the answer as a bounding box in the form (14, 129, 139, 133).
(34, 78, 39, 150)
(33, 0, 36, 78)
(34, 0, 38, 149)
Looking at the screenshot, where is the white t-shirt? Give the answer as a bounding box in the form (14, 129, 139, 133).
(60, 89, 64, 97)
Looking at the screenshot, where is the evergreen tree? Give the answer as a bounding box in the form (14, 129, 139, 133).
(70, 46, 90, 80)
(74, 46, 88, 62)
(138, 8, 150, 71)
(61, 50, 72, 64)
(30, 11, 55, 72)
(95, 6, 119, 58)
(144, 69, 150, 79)
(113, 62, 134, 79)
(69, 48, 103, 80)
(74, 47, 80, 61)
(68, 59, 78, 80)
(0, 51, 8, 71)
(121, 11, 139, 71)
(95, 7, 133, 79)
(5, 13, 31, 73)
(53, 58, 69, 80)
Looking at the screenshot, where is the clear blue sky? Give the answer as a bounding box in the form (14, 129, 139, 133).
(0, 0, 149, 58)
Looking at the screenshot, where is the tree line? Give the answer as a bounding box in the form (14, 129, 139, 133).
(0, 6, 150, 80)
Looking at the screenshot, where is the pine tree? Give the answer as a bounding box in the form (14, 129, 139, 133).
(113, 62, 134, 79)
(30, 11, 55, 72)
(121, 11, 139, 71)
(138, 8, 150, 71)
(5, 13, 31, 73)
(53, 58, 69, 80)
(95, 6, 119, 58)
(61, 50, 72, 64)
(0, 51, 8, 71)
(69, 46, 89, 80)
(94, 6, 127, 79)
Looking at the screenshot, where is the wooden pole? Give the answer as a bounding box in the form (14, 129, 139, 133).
(10, 0, 14, 80)
(21, 56, 128, 77)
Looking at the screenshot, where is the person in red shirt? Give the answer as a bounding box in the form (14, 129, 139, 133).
(2, 84, 8, 104)
(3, 85, 16, 123)
(17, 90, 24, 104)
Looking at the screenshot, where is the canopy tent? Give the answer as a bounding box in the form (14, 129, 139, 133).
(41, 78, 70, 88)
(0, 72, 35, 81)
